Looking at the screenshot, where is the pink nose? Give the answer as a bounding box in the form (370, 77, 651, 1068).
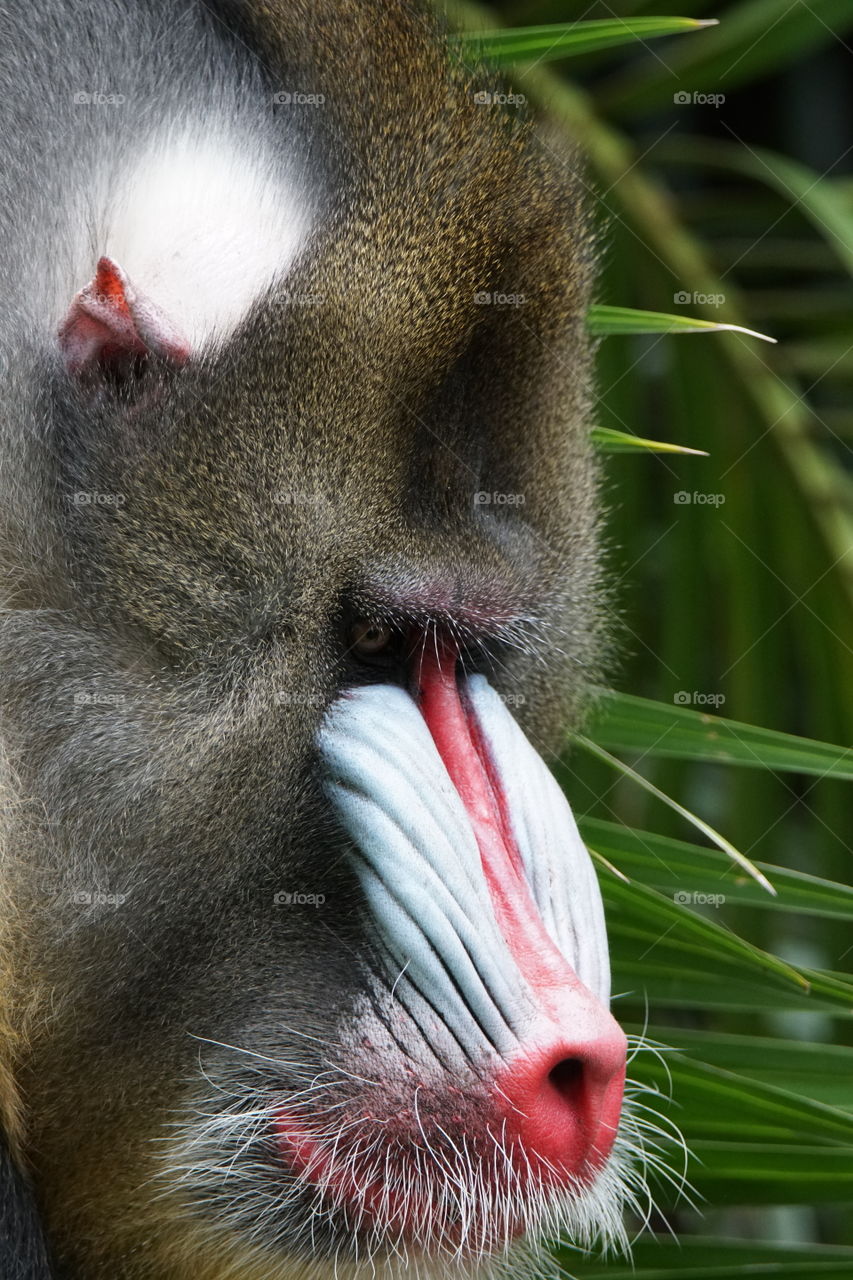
(495, 1018, 627, 1181)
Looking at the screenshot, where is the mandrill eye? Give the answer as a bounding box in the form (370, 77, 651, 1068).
(349, 620, 393, 657)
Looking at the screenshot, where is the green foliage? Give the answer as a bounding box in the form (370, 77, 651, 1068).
(587, 303, 774, 343)
(455, 17, 716, 63)
(586, 692, 853, 778)
(445, 0, 853, 1269)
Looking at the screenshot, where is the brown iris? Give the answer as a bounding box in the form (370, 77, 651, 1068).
(349, 620, 393, 657)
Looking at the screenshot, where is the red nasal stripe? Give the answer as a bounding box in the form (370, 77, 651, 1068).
(417, 642, 526, 883)
(415, 644, 583, 1004)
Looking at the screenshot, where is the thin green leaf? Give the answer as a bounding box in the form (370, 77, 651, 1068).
(573, 734, 776, 893)
(584, 690, 853, 779)
(643, 1056, 853, 1143)
(624, 1026, 853, 1109)
(602, 876, 804, 987)
(455, 18, 717, 66)
(683, 1143, 853, 1202)
(588, 303, 775, 343)
(584, 819, 853, 920)
(612, 968, 851, 1015)
(590, 425, 708, 455)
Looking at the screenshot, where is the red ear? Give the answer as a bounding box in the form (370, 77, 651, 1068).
(59, 257, 190, 376)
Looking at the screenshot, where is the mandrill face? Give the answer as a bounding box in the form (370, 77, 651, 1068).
(0, 1, 642, 1278)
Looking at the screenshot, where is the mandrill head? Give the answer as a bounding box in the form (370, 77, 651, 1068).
(0, 0, 655, 1278)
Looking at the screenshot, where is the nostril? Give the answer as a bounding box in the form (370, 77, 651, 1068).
(548, 1057, 584, 1106)
(494, 1023, 627, 1186)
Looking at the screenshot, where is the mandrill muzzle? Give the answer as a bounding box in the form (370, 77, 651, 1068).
(274, 643, 626, 1252)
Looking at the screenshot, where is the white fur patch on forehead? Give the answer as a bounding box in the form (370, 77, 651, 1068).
(99, 130, 309, 348)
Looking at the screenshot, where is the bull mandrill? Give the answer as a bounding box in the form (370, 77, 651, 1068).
(0, 1, 653, 1277)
